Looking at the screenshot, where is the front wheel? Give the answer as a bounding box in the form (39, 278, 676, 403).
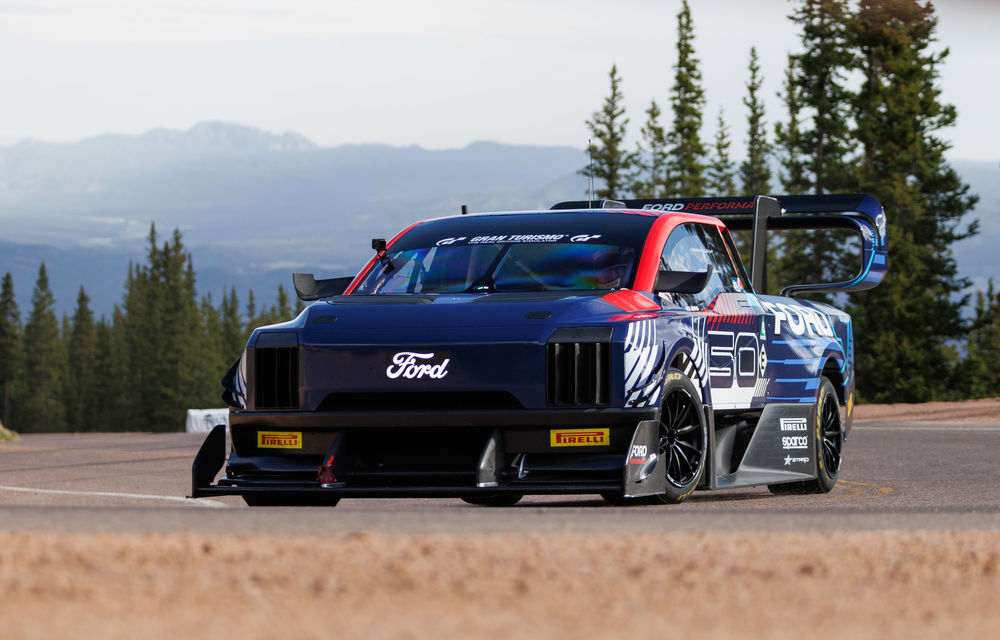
(601, 369, 708, 506)
(768, 376, 842, 495)
(654, 369, 708, 504)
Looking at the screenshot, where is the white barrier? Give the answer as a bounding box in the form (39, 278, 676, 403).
(185, 408, 230, 433)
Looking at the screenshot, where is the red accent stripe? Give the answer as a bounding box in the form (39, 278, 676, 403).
(607, 312, 660, 322)
(602, 290, 660, 312)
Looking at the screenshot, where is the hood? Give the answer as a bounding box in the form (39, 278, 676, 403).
(260, 291, 643, 346)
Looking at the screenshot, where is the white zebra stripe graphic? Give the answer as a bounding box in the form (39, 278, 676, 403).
(624, 319, 660, 407)
(674, 317, 708, 401)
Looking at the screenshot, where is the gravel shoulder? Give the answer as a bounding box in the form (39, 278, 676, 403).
(853, 397, 1000, 423)
(1, 530, 997, 640)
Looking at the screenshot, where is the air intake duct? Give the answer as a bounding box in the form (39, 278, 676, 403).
(252, 331, 299, 410)
(546, 327, 612, 407)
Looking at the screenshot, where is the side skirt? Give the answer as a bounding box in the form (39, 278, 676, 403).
(713, 403, 816, 489)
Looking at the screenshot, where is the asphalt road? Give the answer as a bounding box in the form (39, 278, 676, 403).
(1, 421, 998, 534)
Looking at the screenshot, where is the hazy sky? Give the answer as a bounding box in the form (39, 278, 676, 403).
(1, 0, 996, 160)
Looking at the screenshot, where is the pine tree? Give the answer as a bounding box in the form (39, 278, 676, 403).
(245, 289, 258, 335)
(159, 233, 201, 428)
(91, 307, 131, 428)
(123, 225, 204, 431)
(196, 292, 226, 407)
(580, 65, 636, 200)
(772, 1, 856, 301)
(789, 0, 855, 192)
(770, 57, 815, 297)
(0, 273, 21, 429)
(962, 280, 1000, 399)
(705, 109, 736, 196)
(633, 100, 669, 198)
(846, 0, 978, 402)
(18, 264, 66, 431)
(90, 317, 114, 429)
(740, 46, 771, 196)
(251, 284, 296, 329)
(276, 284, 293, 321)
(122, 255, 155, 428)
(221, 286, 245, 365)
(774, 58, 810, 195)
(666, 0, 707, 197)
(67, 287, 98, 430)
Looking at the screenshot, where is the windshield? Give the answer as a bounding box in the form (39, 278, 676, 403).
(354, 242, 638, 294)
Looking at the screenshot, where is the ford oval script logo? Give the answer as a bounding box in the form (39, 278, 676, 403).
(386, 351, 451, 380)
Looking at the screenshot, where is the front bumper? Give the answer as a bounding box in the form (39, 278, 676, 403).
(191, 407, 662, 500)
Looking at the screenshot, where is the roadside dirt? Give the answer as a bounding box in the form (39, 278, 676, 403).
(0, 530, 997, 640)
(854, 397, 1000, 423)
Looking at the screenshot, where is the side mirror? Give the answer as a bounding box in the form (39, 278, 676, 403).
(292, 273, 354, 301)
(653, 265, 713, 294)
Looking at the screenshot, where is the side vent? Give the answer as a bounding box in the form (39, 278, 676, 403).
(547, 327, 613, 407)
(252, 332, 300, 410)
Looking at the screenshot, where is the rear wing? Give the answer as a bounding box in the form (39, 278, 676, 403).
(551, 194, 887, 297)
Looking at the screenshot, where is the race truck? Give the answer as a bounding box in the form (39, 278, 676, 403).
(191, 194, 887, 506)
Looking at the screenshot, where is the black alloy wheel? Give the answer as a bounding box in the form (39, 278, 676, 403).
(818, 385, 843, 477)
(654, 370, 708, 504)
(769, 376, 842, 495)
(602, 369, 707, 507)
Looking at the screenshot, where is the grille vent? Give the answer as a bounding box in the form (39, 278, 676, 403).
(547, 341, 610, 406)
(254, 347, 299, 409)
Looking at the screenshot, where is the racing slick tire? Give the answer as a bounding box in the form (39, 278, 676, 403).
(654, 369, 708, 504)
(461, 494, 523, 507)
(602, 369, 707, 506)
(768, 376, 842, 495)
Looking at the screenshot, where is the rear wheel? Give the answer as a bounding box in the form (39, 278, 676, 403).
(461, 493, 523, 507)
(768, 376, 842, 495)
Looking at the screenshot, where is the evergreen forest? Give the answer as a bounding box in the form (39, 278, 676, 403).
(0, 226, 301, 433)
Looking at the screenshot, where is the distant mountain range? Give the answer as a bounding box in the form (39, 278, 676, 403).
(0, 121, 995, 317)
(0, 122, 587, 316)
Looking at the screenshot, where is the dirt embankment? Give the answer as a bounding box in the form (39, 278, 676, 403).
(853, 397, 1000, 423)
(1, 530, 998, 640)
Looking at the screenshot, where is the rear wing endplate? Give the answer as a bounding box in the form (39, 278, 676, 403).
(551, 194, 888, 296)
